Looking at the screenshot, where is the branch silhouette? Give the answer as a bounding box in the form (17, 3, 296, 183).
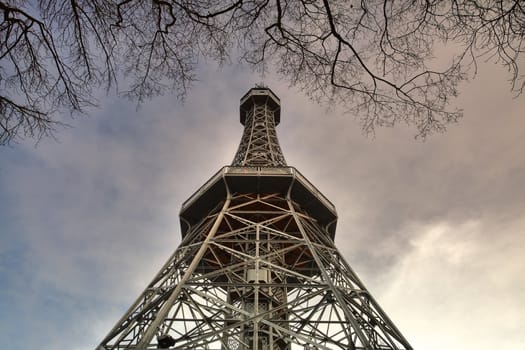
(1, 0, 523, 144)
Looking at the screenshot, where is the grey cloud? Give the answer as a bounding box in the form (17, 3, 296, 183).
(1, 61, 523, 350)
(264, 64, 525, 291)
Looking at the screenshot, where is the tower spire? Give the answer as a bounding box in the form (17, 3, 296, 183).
(232, 88, 286, 167)
(97, 88, 413, 350)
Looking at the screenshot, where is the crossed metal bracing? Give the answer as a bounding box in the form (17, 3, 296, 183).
(232, 104, 286, 167)
(97, 193, 412, 350)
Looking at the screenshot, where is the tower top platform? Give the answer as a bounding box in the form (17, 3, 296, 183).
(240, 87, 280, 125)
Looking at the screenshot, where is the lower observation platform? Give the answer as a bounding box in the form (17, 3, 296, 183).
(180, 166, 338, 239)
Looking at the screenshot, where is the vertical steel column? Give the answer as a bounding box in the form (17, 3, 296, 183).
(136, 195, 232, 348)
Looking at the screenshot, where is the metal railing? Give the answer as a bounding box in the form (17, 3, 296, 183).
(180, 166, 336, 215)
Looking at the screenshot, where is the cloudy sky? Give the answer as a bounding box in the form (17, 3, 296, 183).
(1, 58, 524, 350)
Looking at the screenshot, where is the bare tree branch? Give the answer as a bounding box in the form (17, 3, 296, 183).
(1, 0, 523, 144)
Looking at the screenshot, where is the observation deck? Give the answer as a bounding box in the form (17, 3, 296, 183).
(179, 166, 337, 239)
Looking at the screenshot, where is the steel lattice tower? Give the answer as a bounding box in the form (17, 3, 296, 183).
(97, 88, 413, 350)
